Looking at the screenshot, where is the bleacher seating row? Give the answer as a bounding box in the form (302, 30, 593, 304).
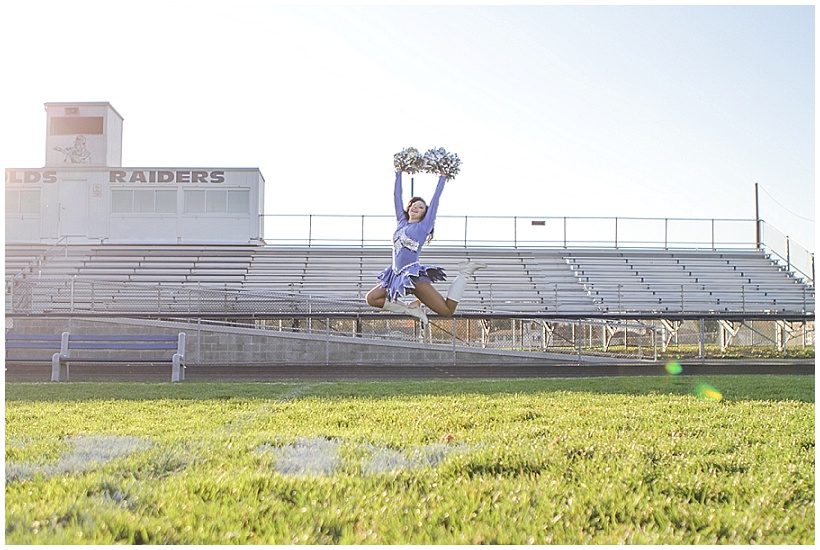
(5, 244, 815, 317)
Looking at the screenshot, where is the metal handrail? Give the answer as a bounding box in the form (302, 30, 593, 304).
(259, 214, 813, 285)
(261, 213, 760, 249)
(8, 235, 71, 283)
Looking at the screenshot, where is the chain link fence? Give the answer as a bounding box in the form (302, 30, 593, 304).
(248, 316, 814, 359)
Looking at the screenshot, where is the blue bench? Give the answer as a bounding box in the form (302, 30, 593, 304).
(5, 332, 186, 382)
(5, 333, 63, 365)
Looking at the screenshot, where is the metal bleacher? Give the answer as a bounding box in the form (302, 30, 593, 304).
(562, 248, 814, 317)
(5, 243, 815, 320)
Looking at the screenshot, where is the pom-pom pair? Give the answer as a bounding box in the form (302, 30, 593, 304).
(394, 147, 462, 180)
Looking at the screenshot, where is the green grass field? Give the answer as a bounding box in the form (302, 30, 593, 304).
(5, 375, 815, 544)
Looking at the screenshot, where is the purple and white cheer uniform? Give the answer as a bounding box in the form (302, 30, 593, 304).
(376, 172, 447, 301)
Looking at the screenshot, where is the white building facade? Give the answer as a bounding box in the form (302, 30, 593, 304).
(5, 102, 265, 245)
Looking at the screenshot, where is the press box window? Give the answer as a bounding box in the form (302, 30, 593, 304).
(6, 190, 41, 214)
(111, 189, 177, 213)
(111, 190, 131, 213)
(207, 190, 227, 213)
(184, 190, 249, 214)
(155, 190, 177, 213)
(49, 116, 104, 135)
(134, 190, 154, 213)
(183, 191, 206, 213)
(227, 191, 249, 213)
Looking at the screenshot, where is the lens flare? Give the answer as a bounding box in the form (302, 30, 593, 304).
(695, 382, 723, 401)
(665, 361, 683, 375)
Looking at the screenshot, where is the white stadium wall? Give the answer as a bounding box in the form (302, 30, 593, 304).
(5, 167, 265, 245)
(5, 102, 265, 245)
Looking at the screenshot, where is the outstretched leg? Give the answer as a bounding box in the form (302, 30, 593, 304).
(414, 261, 487, 317)
(365, 285, 387, 308)
(367, 285, 428, 325)
(412, 281, 457, 316)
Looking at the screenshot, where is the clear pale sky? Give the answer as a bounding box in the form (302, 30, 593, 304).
(2, 1, 815, 251)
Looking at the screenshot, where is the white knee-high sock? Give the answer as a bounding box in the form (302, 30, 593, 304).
(447, 261, 487, 303)
(446, 275, 468, 303)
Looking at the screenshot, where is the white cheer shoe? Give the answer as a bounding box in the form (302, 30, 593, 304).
(382, 299, 428, 326)
(457, 261, 488, 277)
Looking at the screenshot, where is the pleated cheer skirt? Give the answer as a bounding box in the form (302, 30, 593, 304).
(376, 262, 446, 302)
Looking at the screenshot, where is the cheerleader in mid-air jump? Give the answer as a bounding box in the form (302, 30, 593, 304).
(365, 147, 486, 326)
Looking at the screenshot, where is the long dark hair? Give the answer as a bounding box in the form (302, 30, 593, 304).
(405, 196, 434, 243)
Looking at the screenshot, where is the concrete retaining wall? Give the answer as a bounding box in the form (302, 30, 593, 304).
(7, 317, 580, 367)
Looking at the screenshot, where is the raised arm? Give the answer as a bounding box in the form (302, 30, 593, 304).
(393, 171, 404, 221)
(420, 175, 446, 233)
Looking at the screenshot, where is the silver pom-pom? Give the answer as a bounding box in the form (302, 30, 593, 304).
(422, 147, 461, 180)
(393, 147, 426, 174)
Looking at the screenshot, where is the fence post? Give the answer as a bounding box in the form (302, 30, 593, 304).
(652, 323, 658, 361)
(755, 183, 761, 248)
(741, 285, 746, 312)
(786, 236, 791, 273)
(513, 216, 517, 248)
(577, 320, 582, 364)
(711, 219, 715, 249)
(197, 318, 202, 365)
(452, 317, 457, 365)
(563, 217, 567, 248)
